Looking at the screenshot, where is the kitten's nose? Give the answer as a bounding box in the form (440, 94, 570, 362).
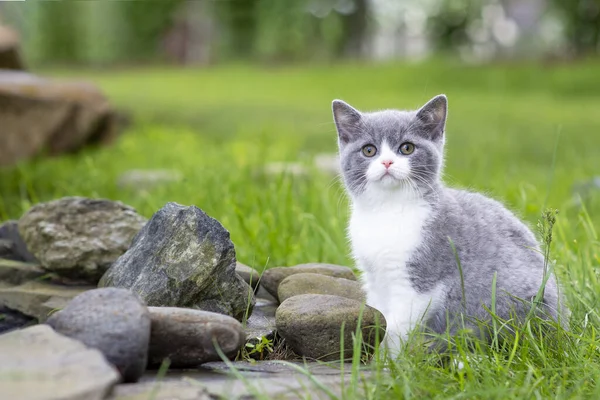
(382, 160, 394, 169)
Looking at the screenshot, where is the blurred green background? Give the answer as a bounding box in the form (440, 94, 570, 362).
(0, 0, 598, 271)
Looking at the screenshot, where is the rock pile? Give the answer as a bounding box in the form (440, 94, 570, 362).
(0, 196, 386, 399)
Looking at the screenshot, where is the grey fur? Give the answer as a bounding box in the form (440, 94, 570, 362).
(332, 95, 568, 345)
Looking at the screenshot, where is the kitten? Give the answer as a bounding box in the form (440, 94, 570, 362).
(332, 94, 567, 354)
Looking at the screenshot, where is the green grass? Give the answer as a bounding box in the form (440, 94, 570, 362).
(1, 60, 600, 398)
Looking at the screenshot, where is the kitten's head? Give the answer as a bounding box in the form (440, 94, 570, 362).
(332, 94, 448, 199)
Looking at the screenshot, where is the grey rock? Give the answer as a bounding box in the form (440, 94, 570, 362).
(110, 362, 368, 400)
(99, 202, 255, 321)
(0, 258, 45, 286)
(46, 288, 151, 383)
(148, 307, 245, 368)
(262, 263, 356, 302)
(0, 280, 92, 322)
(0, 239, 14, 259)
(236, 262, 261, 291)
(110, 381, 213, 400)
(0, 305, 35, 334)
(276, 294, 385, 361)
(203, 360, 367, 375)
(18, 197, 147, 282)
(278, 273, 365, 303)
(0, 324, 119, 400)
(256, 284, 277, 303)
(0, 220, 37, 262)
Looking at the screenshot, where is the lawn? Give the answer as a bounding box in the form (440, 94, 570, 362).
(1, 60, 600, 398)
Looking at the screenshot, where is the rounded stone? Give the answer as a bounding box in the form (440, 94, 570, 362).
(235, 262, 261, 292)
(278, 273, 365, 303)
(46, 287, 151, 383)
(276, 294, 385, 361)
(261, 263, 356, 302)
(148, 307, 245, 368)
(18, 197, 147, 282)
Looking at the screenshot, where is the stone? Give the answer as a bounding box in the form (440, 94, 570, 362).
(0, 325, 119, 400)
(278, 273, 365, 303)
(261, 263, 356, 302)
(0, 220, 37, 262)
(46, 288, 150, 383)
(244, 297, 278, 359)
(0, 240, 13, 260)
(0, 70, 122, 167)
(0, 25, 24, 70)
(18, 197, 147, 282)
(276, 294, 385, 361)
(110, 382, 213, 400)
(236, 262, 261, 291)
(0, 258, 45, 286)
(0, 305, 35, 334)
(0, 280, 92, 322)
(148, 307, 245, 368)
(117, 169, 183, 191)
(99, 202, 255, 321)
(109, 361, 370, 400)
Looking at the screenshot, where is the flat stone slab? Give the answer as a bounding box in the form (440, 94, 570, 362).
(0, 280, 92, 322)
(0, 325, 119, 400)
(202, 360, 369, 375)
(0, 259, 45, 285)
(110, 361, 371, 400)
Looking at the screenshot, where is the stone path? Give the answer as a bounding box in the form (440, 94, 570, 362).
(111, 361, 371, 400)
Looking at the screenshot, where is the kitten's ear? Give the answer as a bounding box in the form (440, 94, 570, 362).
(332, 99, 363, 145)
(416, 94, 447, 140)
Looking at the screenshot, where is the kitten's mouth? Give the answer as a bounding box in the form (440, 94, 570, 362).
(377, 172, 400, 183)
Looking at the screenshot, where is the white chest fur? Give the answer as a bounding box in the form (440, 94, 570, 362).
(349, 193, 443, 353)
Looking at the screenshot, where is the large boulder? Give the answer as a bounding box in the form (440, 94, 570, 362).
(46, 288, 151, 383)
(0, 25, 24, 70)
(0, 325, 119, 400)
(276, 294, 385, 361)
(0, 70, 122, 167)
(18, 197, 147, 282)
(99, 202, 255, 322)
(148, 307, 245, 368)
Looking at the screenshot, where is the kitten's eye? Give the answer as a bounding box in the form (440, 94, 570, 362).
(399, 142, 415, 155)
(361, 144, 377, 157)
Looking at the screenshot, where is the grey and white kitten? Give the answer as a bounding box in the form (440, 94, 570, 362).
(332, 94, 567, 354)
